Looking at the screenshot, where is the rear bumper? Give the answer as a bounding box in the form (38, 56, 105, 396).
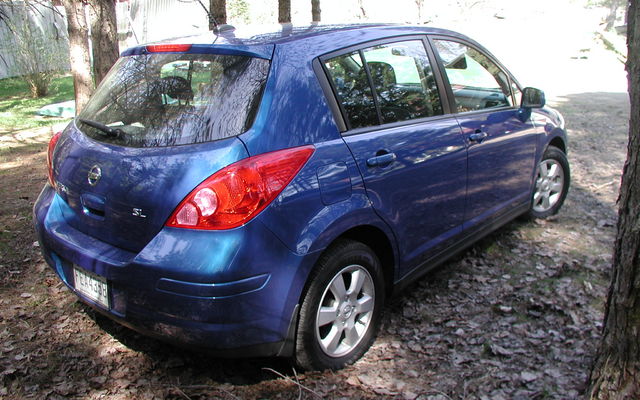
(33, 185, 317, 356)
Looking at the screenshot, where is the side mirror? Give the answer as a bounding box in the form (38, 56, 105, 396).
(521, 87, 546, 108)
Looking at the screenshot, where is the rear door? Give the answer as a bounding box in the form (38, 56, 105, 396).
(430, 38, 538, 229)
(321, 38, 467, 275)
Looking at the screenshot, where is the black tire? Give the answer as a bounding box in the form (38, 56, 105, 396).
(294, 239, 385, 370)
(528, 146, 570, 219)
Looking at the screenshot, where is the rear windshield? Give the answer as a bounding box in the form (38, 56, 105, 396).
(77, 53, 270, 147)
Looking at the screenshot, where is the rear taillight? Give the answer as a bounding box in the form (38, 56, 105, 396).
(166, 145, 315, 230)
(47, 131, 62, 188)
(146, 44, 192, 53)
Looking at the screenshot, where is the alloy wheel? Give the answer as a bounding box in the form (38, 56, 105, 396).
(315, 264, 375, 358)
(533, 159, 565, 213)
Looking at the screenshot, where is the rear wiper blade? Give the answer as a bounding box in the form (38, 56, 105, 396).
(77, 118, 124, 138)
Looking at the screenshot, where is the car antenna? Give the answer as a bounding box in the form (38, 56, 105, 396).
(193, 0, 235, 37)
(194, 0, 220, 34)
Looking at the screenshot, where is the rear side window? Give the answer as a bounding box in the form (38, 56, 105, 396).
(323, 51, 378, 129)
(433, 40, 513, 112)
(78, 53, 270, 147)
(324, 39, 443, 130)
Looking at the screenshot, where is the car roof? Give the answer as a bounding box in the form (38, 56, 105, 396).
(122, 24, 471, 59)
(211, 23, 459, 45)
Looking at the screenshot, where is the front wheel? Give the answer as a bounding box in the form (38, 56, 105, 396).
(528, 146, 570, 219)
(294, 239, 385, 370)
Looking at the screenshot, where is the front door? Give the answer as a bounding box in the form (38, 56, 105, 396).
(323, 38, 467, 275)
(431, 38, 538, 229)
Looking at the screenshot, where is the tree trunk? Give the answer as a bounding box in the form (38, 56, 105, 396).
(278, 0, 291, 23)
(62, 0, 93, 114)
(311, 0, 320, 22)
(210, 0, 226, 28)
(587, 1, 640, 399)
(89, 0, 119, 86)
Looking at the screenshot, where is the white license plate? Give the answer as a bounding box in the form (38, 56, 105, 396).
(73, 267, 109, 309)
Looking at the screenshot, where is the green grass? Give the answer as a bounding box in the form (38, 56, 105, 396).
(0, 75, 74, 133)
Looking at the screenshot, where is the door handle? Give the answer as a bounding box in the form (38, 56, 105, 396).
(366, 152, 396, 167)
(469, 131, 488, 143)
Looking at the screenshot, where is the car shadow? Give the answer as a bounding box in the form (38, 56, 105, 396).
(85, 307, 295, 386)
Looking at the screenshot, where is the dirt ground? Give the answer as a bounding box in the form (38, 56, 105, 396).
(0, 12, 631, 400)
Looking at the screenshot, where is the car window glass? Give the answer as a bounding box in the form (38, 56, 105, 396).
(78, 54, 269, 147)
(433, 40, 513, 112)
(511, 81, 522, 106)
(362, 40, 443, 123)
(159, 60, 222, 106)
(324, 51, 378, 129)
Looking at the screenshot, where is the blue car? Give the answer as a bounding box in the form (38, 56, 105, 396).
(34, 24, 569, 370)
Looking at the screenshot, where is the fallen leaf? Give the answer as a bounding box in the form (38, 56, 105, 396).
(521, 371, 538, 382)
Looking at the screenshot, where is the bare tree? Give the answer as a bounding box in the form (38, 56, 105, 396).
(0, 4, 10, 28)
(278, 0, 290, 23)
(357, 0, 366, 20)
(415, 0, 424, 23)
(1, 1, 66, 97)
(598, 0, 626, 31)
(311, 0, 320, 22)
(0, 5, 8, 67)
(88, 0, 119, 86)
(210, 0, 226, 28)
(587, 1, 640, 398)
(61, 0, 93, 113)
(228, 0, 249, 24)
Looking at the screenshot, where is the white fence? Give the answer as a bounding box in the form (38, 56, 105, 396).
(117, 0, 209, 51)
(0, 1, 69, 79)
(0, 0, 209, 80)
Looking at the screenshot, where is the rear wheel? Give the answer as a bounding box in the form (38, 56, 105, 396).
(294, 239, 384, 370)
(528, 146, 570, 219)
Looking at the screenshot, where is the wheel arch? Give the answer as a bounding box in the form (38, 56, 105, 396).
(339, 225, 396, 297)
(548, 136, 566, 153)
(298, 223, 397, 304)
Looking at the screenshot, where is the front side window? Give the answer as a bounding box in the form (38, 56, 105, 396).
(324, 39, 443, 130)
(78, 53, 270, 147)
(433, 40, 513, 113)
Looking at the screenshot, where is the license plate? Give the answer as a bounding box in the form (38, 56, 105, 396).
(73, 267, 109, 309)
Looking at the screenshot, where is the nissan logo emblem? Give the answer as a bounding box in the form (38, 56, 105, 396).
(87, 165, 102, 186)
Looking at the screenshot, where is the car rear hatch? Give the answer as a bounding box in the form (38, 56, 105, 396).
(50, 43, 273, 253)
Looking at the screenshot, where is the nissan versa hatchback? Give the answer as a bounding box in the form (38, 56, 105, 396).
(34, 24, 569, 370)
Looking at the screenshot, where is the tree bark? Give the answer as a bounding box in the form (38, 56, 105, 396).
(587, 1, 640, 399)
(278, 0, 291, 23)
(89, 0, 119, 86)
(210, 0, 226, 28)
(62, 0, 93, 114)
(311, 0, 320, 22)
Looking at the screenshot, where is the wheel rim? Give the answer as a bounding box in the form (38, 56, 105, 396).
(315, 264, 375, 358)
(532, 158, 565, 213)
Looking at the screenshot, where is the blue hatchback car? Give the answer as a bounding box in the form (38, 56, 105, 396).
(34, 24, 569, 370)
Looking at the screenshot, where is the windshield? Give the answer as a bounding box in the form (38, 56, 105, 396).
(78, 53, 270, 147)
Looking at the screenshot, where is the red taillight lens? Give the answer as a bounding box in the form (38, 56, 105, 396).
(146, 44, 192, 53)
(166, 145, 315, 230)
(47, 131, 62, 188)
